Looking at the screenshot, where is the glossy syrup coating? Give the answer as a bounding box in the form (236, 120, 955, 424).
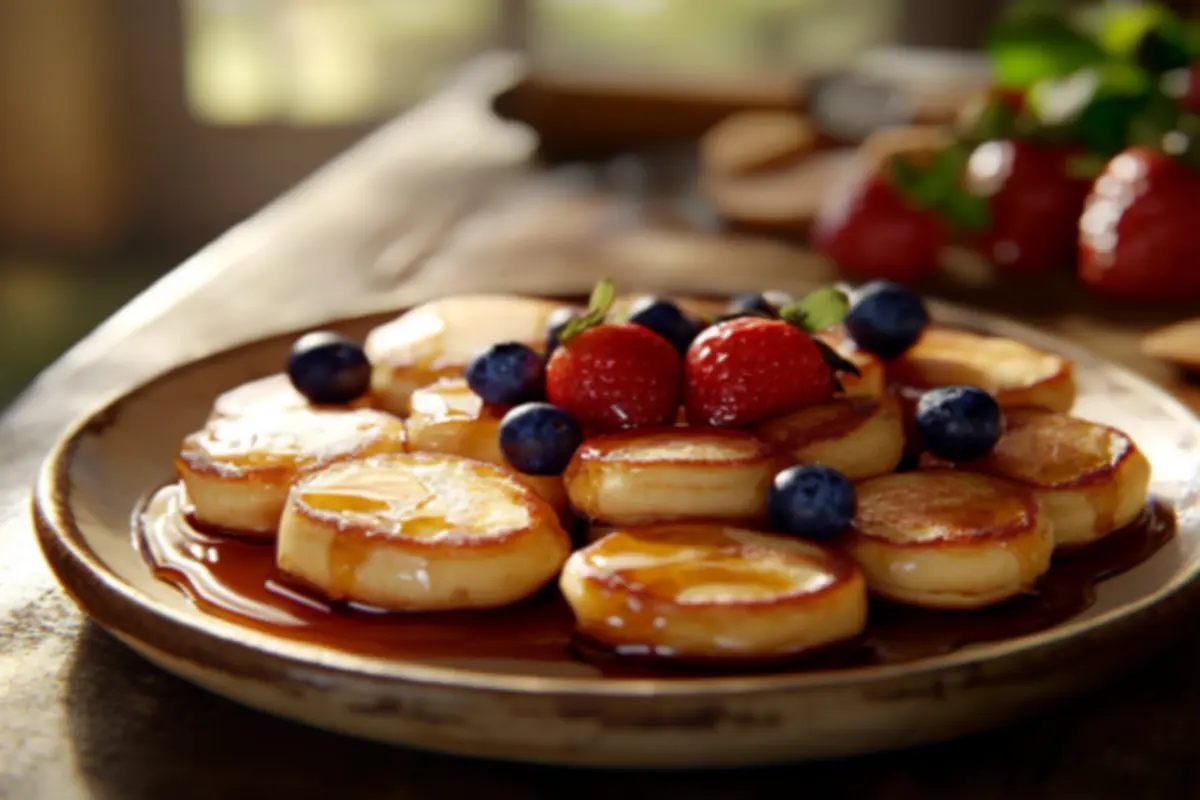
(921, 409, 1152, 548)
(140, 482, 1175, 674)
(142, 292, 1170, 675)
(175, 407, 409, 535)
(275, 452, 571, 611)
(843, 470, 1055, 610)
(559, 524, 868, 660)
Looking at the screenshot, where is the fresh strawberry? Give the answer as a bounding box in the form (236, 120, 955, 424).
(964, 140, 1092, 272)
(546, 323, 681, 433)
(812, 169, 946, 283)
(684, 285, 858, 429)
(1078, 146, 1200, 302)
(545, 281, 682, 433)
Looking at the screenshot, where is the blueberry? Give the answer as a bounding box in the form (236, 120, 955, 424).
(286, 331, 371, 405)
(767, 465, 857, 542)
(464, 342, 545, 406)
(625, 296, 701, 353)
(915, 386, 1002, 462)
(498, 403, 584, 476)
(844, 280, 929, 360)
(726, 290, 793, 318)
(545, 306, 582, 357)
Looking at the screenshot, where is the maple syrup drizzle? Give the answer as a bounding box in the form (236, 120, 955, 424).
(137, 483, 1177, 678)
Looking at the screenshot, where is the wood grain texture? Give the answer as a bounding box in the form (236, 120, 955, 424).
(4, 52, 1200, 798)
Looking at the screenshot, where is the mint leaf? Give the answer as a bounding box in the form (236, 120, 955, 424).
(782, 287, 849, 333)
(558, 278, 615, 344)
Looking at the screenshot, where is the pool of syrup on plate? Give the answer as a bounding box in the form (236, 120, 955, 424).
(137, 482, 1177, 677)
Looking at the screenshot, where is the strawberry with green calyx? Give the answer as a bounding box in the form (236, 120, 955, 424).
(949, 0, 1200, 278)
(981, 1, 1199, 159)
(546, 279, 683, 433)
(684, 286, 860, 428)
(811, 148, 959, 284)
(555, 278, 616, 345)
(943, 70, 1122, 273)
(963, 135, 1095, 272)
(1023, 63, 1163, 159)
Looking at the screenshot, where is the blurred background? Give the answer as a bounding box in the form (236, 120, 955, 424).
(1, 0, 1196, 409)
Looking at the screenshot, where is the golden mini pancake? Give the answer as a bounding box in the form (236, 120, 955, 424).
(842, 470, 1054, 610)
(700, 149, 858, 235)
(559, 524, 868, 661)
(208, 373, 375, 421)
(563, 429, 778, 526)
(363, 295, 563, 416)
(888, 326, 1076, 412)
(752, 395, 904, 480)
(815, 326, 886, 398)
(405, 377, 568, 514)
(921, 409, 1151, 548)
(699, 111, 818, 178)
(176, 408, 408, 537)
(276, 453, 571, 611)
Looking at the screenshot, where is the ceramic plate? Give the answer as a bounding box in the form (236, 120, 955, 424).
(32, 301, 1200, 768)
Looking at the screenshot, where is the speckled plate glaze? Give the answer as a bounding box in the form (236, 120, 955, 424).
(32, 300, 1200, 768)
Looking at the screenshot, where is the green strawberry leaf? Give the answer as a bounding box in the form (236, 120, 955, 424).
(986, 2, 1108, 89)
(921, 145, 970, 204)
(558, 278, 615, 345)
(1170, 112, 1200, 175)
(889, 143, 971, 211)
(939, 190, 991, 232)
(887, 141, 991, 233)
(812, 338, 862, 378)
(780, 287, 850, 333)
(958, 94, 1020, 145)
(1027, 63, 1158, 157)
(1064, 151, 1110, 180)
(888, 156, 928, 203)
(1082, 1, 1192, 73)
(1129, 89, 1188, 149)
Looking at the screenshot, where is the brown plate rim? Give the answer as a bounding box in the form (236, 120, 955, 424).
(31, 297, 1200, 699)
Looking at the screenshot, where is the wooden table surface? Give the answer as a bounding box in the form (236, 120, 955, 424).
(5, 54, 1200, 800)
